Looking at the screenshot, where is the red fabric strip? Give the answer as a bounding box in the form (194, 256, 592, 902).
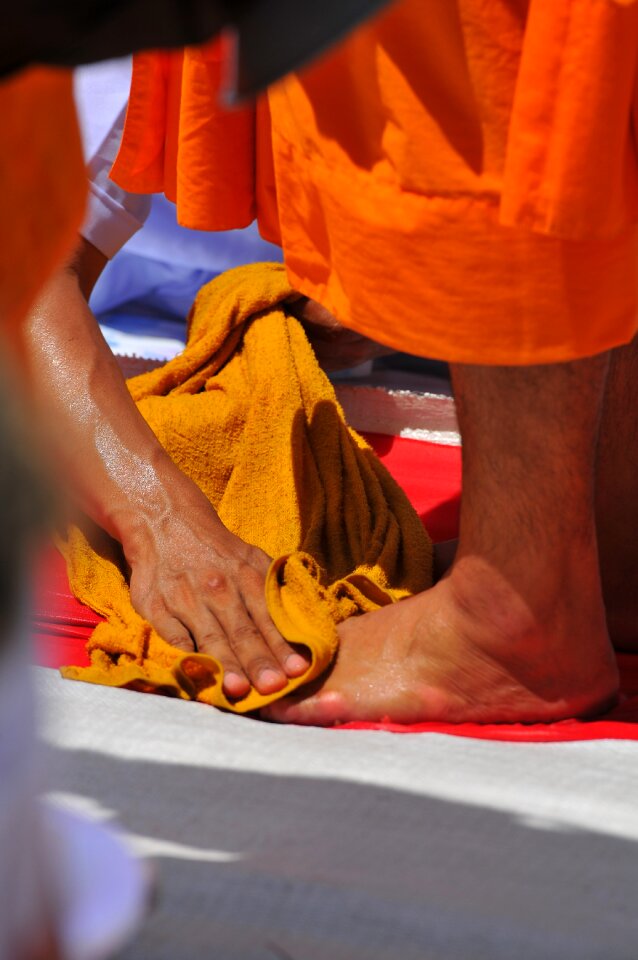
(33, 434, 638, 742)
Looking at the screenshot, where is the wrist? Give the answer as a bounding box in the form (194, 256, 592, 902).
(104, 454, 186, 551)
(112, 463, 222, 564)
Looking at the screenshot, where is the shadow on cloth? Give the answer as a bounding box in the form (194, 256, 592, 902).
(43, 742, 638, 960)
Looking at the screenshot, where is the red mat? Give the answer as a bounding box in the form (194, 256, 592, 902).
(34, 433, 638, 742)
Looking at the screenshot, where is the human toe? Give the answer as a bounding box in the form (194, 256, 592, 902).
(261, 689, 349, 726)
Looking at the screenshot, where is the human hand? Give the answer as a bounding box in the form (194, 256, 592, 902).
(125, 485, 309, 700)
(286, 295, 394, 372)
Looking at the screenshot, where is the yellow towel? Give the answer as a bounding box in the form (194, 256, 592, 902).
(61, 263, 433, 712)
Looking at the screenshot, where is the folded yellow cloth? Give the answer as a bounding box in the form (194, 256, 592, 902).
(61, 263, 433, 712)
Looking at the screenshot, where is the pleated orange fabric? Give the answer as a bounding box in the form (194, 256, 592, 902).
(111, 0, 638, 365)
(110, 35, 280, 238)
(0, 67, 86, 347)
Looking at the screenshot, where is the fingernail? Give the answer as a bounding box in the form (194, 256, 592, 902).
(223, 672, 249, 696)
(285, 653, 309, 676)
(258, 668, 286, 692)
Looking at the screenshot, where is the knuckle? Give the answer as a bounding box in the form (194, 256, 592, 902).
(166, 634, 192, 651)
(196, 631, 228, 655)
(247, 655, 278, 678)
(230, 622, 261, 651)
(238, 562, 268, 588)
(205, 572, 229, 595)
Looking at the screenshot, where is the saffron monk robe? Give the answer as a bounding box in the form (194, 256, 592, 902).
(30, 0, 638, 726)
(259, 0, 638, 726)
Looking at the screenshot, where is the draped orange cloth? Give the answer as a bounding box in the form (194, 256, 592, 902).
(110, 35, 279, 238)
(111, 0, 638, 365)
(0, 67, 86, 347)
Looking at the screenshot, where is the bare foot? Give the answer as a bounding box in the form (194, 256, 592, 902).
(262, 350, 621, 727)
(262, 555, 619, 726)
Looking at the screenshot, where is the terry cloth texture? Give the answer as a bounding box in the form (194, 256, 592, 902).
(61, 263, 432, 712)
(111, 0, 638, 366)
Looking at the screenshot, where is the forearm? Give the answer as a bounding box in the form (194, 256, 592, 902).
(23, 240, 195, 551)
(23, 239, 306, 693)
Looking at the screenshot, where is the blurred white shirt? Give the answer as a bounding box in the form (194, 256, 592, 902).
(0, 638, 54, 960)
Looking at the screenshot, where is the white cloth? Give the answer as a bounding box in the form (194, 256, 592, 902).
(0, 642, 51, 959)
(0, 644, 148, 960)
(74, 58, 151, 259)
(81, 105, 151, 261)
(38, 668, 638, 960)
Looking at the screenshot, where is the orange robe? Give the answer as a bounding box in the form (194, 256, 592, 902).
(111, 0, 638, 365)
(0, 67, 86, 349)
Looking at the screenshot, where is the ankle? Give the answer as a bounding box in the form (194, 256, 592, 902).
(448, 539, 605, 633)
(446, 555, 541, 642)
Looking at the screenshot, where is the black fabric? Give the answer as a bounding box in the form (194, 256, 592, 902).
(232, 0, 393, 100)
(2, 1, 244, 77)
(3, 0, 392, 96)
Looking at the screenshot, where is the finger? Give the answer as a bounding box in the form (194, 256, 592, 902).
(242, 586, 310, 678)
(195, 618, 252, 699)
(168, 603, 252, 699)
(216, 600, 289, 696)
(149, 613, 195, 654)
(198, 564, 289, 694)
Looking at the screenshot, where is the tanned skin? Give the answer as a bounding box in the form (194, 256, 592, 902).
(29, 237, 630, 725)
(25, 238, 310, 699)
(264, 357, 621, 725)
(24, 238, 390, 700)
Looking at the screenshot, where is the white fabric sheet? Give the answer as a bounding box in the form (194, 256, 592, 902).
(0, 643, 49, 960)
(36, 668, 638, 960)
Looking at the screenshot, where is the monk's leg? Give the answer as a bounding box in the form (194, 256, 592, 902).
(596, 334, 638, 651)
(264, 355, 619, 725)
